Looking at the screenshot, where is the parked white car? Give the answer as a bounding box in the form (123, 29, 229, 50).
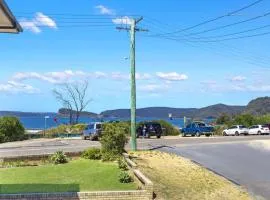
(248, 125, 270, 135)
(223, 125, 249, 136)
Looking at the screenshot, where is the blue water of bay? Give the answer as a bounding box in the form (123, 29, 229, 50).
(19, 116, 185, 130)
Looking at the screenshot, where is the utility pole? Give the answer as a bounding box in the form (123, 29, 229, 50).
(116, 17, 148, 151)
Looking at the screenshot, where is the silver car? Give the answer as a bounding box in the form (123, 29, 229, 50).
(82, 122, 102, 140)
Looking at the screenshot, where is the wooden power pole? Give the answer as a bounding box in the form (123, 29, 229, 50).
(116, 17, 148, 151)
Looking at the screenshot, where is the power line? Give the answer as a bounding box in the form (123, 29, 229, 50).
(152, 0, 264, 36)
(182, 11, 270, 37)
(189, 23, 270, 39)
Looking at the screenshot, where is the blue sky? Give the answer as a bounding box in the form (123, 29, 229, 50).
(1, 0, 270, 113)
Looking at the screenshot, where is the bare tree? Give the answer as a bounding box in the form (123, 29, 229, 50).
(53, 81, 91, 124)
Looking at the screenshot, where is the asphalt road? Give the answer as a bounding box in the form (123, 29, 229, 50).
(161, 138, 270, 200)
(1, 135, 270, 158)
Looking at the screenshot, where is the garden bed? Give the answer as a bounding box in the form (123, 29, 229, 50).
(0, 159, 136, 194)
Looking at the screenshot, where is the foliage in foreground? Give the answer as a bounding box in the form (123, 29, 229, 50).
(118, 158, 128, 171)
(100, 123, 128, 161)
(0, 116, 25, 143)
(118, 171, 133, 183)
(50, 151, 68, 164)
(81, 148, 102, 160)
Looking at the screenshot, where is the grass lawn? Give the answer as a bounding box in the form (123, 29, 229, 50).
(131, 151, 252, 200)
(0, 159, 136, 194)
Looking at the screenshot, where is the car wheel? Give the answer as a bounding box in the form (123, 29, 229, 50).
(157, 135, 161, 139)
(182, 132, 186, 137)
(223, 132, 227, 136)
(196, 131, 201, 137)
(258, 131, 261, 135)
(235, 131, 239, 136)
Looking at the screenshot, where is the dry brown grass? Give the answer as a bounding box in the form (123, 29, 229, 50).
(130, 151, 252, 200)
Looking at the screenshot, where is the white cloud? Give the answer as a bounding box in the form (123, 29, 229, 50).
(138, 84, 170, 93)
(111, 72, 129, 80)
(230, 75, 247, 82)
(19, 19, 41, 34)
(19, 12, 57, 33)
(34, 12, 57, 29)
(95, 5, 115, 15)
(112, 16, 132, 25)
(136, 73, 151, 80)
(12, 70, 86, 84)
(0, 81, 40, 94)
(156, 72, 188, 81)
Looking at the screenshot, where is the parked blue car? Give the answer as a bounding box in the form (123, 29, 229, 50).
(181, 121, 214, 137)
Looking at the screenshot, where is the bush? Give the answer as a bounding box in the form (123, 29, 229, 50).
(81, 148, 101, 160)
(213, 125, 227, 136)
(118, 158, 128, 171)
(118, 171, 133, 183)
(101, 152, 121, 162)
(0, 116, 25, 143)
(50, 151, 68, 164)
(100, 123, 128, 157)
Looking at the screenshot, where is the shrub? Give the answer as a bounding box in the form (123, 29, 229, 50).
(101, 152, 121, 162)
(213, 125, 227, 136)
(50, 151, 68, 164)
(118, 171, 133, 183)
(100, 123, 128, 157)
(118, 158, 128, 171)
(0, 116, 25, 143)
(81, 148, 101, 160)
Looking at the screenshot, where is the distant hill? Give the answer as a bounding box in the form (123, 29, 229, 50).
(58, 108, 98, 117)
(101, 104, 245, 119)
(0, 111, 56, 117)
(1, 97, 270, 119)
(245, 97, 270, 115)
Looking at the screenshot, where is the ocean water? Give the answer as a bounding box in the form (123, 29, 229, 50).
(18, 116, 186, 130)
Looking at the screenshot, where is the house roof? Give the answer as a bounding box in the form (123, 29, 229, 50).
(0, 0, 22, 33)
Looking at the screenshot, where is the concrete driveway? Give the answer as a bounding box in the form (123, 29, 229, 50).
(162, 139, 270, 200)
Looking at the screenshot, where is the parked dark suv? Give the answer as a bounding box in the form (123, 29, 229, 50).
(136, 122, 162, 138)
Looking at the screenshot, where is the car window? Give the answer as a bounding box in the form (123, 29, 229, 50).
(87, 124, 94, 129)
(262, 125, 268, 128)
(239, 125, 247, 129)
(198, 123, 206, 127)
(96, 124, 102, 129)
(186, 124, 191, 128)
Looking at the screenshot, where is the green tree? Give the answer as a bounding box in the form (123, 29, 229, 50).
(0, 116, 25, 143)
(232, 114, 256, 127)
(216, 113, 231, 125)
